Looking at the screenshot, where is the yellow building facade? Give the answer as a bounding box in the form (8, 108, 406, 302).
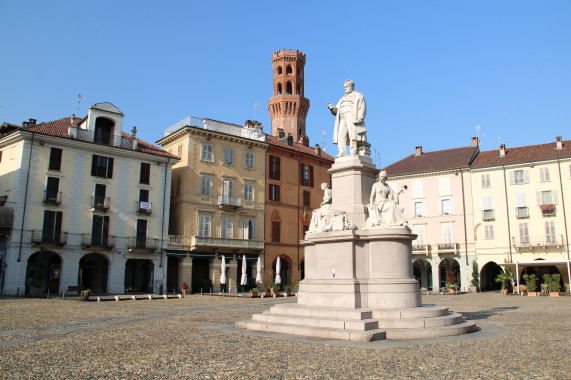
(157, 118, 267, 293)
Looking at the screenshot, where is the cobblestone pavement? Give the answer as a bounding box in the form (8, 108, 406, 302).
(0, 293, 569, 379)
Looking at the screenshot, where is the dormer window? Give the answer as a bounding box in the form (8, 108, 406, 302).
(94, 117, 114, 145)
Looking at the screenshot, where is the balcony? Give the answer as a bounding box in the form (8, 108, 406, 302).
(80, 233, 116, 250)
(515, 207, 529, 218)
(192, 236, 264, 251)
(136, 201, 152, 215)
(482, 209, 495, 221)
(412, 244, 431, 256)
(127, 236, 159, 252)
(168, 235, 191, 247)
(512, 235, 565, 251)
(76, 129, 135, 149)
(217, 196, 242, 209)
(540, 204, 556, 216)
(437, 243, 459, 255)
(43, 191, 62, 205)
(0, 209, 14, 231)
(92, 196, 110, 212)
(31, 230, 68, 246)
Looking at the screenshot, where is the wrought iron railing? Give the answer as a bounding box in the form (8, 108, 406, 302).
(128, 236, 159, 250)
(43, 191, 62, 205)
(217, 196, 242, 207)
(136, 201, 152, 215)
(76, 129, 134, 149)
(437, 243, 458, 251)
(92, 196, 111, 211)
(31, 229, 68, 245)
(512, 235, 565, 248)
(0, 214, 13, 228)
(80, 233, 116, 249)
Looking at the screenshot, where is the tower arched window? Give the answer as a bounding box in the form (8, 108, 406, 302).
(286, 81, 293, 94)
(277, 66, 283, 75)
(276, 83, 282, 95)
(286, 65, 293, 75)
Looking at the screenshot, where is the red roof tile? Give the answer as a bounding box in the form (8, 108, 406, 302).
(1, 116, 177, 159)
(471, 139, 571, 168)
(384, 146, 479, 176)
(266, 134, 335, 161)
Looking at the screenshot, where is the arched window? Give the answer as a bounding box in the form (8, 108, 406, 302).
(277, 66, 283, 75)
(286, 65, 293, 74)
(94, 117, 115, 145)
(286, 81, 293, 94)
(276, 83, 282, 95)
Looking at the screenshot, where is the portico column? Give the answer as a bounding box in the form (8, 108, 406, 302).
(179, 257, 192, 290)
(431, 261, 441, 292)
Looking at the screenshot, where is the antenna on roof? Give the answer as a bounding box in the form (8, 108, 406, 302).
(319, 129, 327, 152)
(373, 148, 381, 168)
(497, 136, 503, 145)
(76, 94, 86, 116)
(475, 125, 485, 145)
(254, 103, 260, 121)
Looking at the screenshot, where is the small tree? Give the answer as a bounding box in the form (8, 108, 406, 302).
(470, 260, 479, 288)
(522, 274, 537, 292)
(543, 274, 561, 293)
(495, 271, 513, 291)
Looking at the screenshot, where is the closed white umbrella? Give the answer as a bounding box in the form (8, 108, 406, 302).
(220, 255, 227, 288)
(275, 256, 282, 285)
(255, 256, 262, 284)
(240, 255, 247, 286)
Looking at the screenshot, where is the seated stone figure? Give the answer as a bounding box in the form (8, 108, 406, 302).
(307, 183, 332, 234)
(365, 170, 407, 228)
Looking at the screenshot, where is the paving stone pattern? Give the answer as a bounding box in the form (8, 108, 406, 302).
(0, 293, 569, 379)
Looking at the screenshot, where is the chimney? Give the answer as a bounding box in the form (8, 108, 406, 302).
(22, 121, 29, 127)
(299, 135, 309, 147)
(277, 128, 285, 138)
(28, 118, 37, 125)
(556, 136, 562, 150)
(472, 137, 479, 147)
(314, 144, 321, 156)
(415, 146, 422, 156)
(499, 143, 506, 157)
(287, 134, 293, 146)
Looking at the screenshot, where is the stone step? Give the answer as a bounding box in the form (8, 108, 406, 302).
(376, 313, 464, 329)
(384, 320, 477, 340)
(372, 305, 449, 319)
(254, 313, 379, 331)
(235, 320, 387, 342)
(269, 303, 373, 320)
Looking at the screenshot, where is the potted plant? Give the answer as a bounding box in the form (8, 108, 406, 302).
(262, 284, 272, 298)
(445, 282, 459, 294)
(495, 272, 513, 295)
(81, 289, 91, 301)
(283, 285, 292, 297)
(523, 274, 538, 296)
(543, 274, 561, 296)
(469, 260, 479, 293)
(250, 287, 259, 297)
(294, 284, 299, 296)
(181, 282, 189, 296)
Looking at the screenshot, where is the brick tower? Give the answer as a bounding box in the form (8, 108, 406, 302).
(268, 49, 310, 144)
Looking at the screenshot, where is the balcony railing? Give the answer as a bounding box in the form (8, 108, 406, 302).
(127, 236, 159, 251)
(136, 201, 152, 215)
(92, 196, 110, 211)
(412, 244, 431, 255)
(437, 243, 458, 254)
(76, 129, 134, 149)
(80, 233, 116, 249)
(43, 191, 62, 205)
(512, 235, 565, 250)
(0, 213, 14, 229)
(482, 209, 495, 221)
(217, 196, 242, 208)
(192, 236, 264, 250)
(515, 207, 529, 218)
(168, 235, 191, 246)
(31, 229, 68, 246)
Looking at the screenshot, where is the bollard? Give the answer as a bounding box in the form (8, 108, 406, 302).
(115, 296, 120, 301)
(97, 296, 101, 302)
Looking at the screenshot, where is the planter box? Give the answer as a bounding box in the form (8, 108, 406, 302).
(250, 292, 259, 297)
(501, 290, 508, 296)
(468, 286, 478, 293)
(527, 292, 538, 297)
(550, 292, 561, 297)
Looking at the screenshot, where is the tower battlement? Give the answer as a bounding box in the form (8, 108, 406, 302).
(272, 49, 306, 63)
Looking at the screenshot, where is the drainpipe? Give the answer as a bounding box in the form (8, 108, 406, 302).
(557, 159, 570, 260)
(460, 169, 469, 267)
(502, 165, 513, 262)
(17, 132, 35, 263)
(297, 158, 301, 280)
(160, 158, 170, 294)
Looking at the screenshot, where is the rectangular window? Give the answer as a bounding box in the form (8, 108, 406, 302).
(198, 215, 211, 237)
(536, 190, 558, 206)
(441, 223, 453, 244)
(221, 217, 233, 238)
(413, 225, 425, 245)
(412, 180, 423, 199)
(511, 169, 529, 185)
(48, 148, 62, 171)
(200, 176, 212, 196)
(140, 163, 151, 184)
(243, 183, 254, 201)
(91, 155, 114, 178)
(439, 177, 450, 196)
(303, 191, 310, 207)
(519, 223, 529, 245)
(222, 179, 234, 198)
(301, 164, 314, 187)
(481, 174, 490, 188)
(271, 221, 280, 242)
(516, 193, 528, 218)
(242, 219, 258, 240)
(136, 219, 147, 248)
(539, 167, 550, 182)
(45, 176, 60, 203)
(269, 184, 280, 201)
(200, 143, 213, 162)
(223, 147, 235, 165)
(441, 199, 451, 215)
(175, 177, 181, 196)
(484, 225, 495, 239)
(92, 215, 110, 246)
(139, 189, 149, 202)
(93, 184, 107, 208)
(482, 196, 494, 220)
(414, 202, 424, 217)
(545, 221, 556, 244)
(42, 210, 63, 243)
(541, 191, 552, 205)
(243, 151, 255, 168)
(270, 156, 280, 180)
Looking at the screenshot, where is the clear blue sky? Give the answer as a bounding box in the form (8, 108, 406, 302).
(1, 1, 569, 167)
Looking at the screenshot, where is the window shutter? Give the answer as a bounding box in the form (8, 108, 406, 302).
(107, 157, 114, 178)
(450, 199, 454, 214)
(536, 191, 542, 205)
(91, 155, 97, 176)
(524, 170, 530, 184)
(553, 190, 559, 205)
(55, 211, 63, 235)
(516, 193, 527, 207)
(252, 220, 258, 240)
(509, 172, 515, 185)
(309, 165, 314, 187)
(439, 177, 450, 196)
(103, 215, 110, 242)
(482, 196, 493, 210)
(481, 175, 486, 188)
